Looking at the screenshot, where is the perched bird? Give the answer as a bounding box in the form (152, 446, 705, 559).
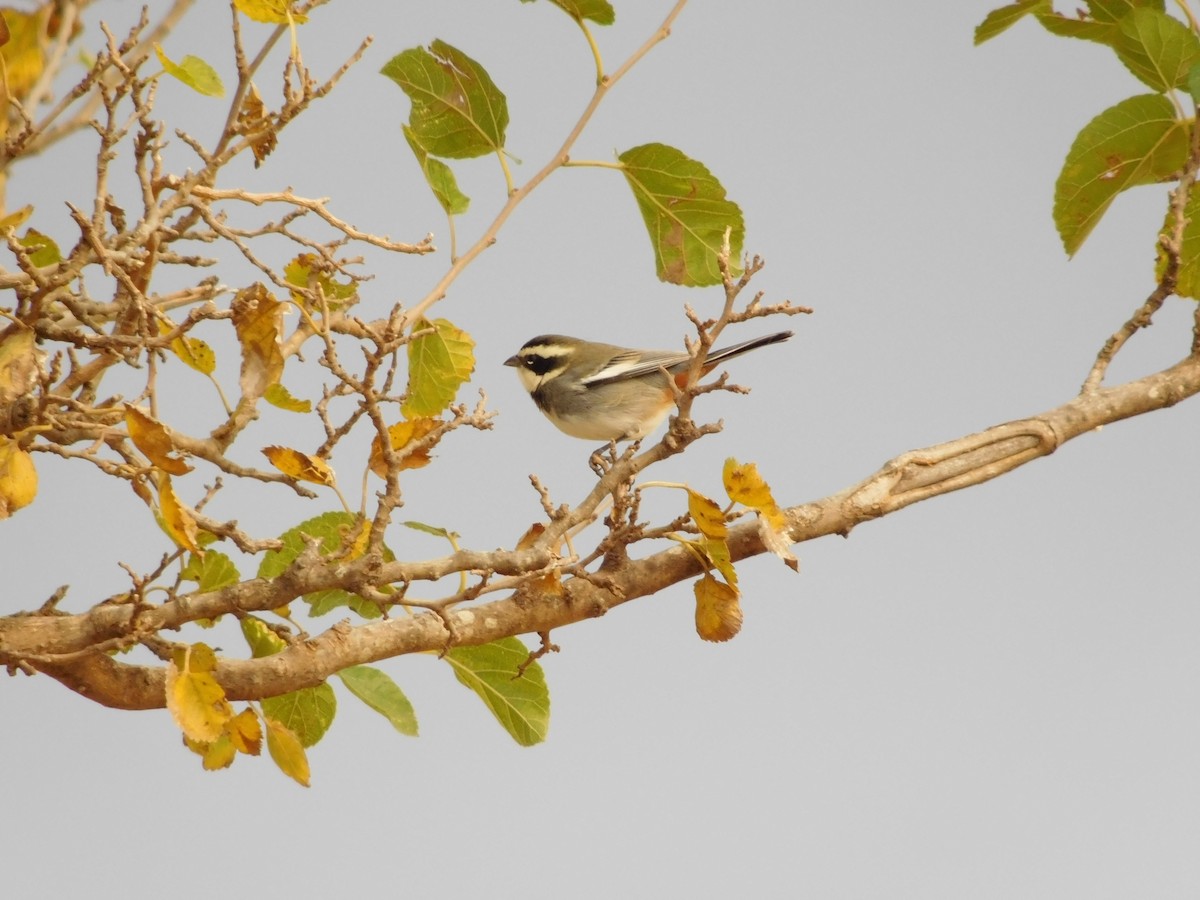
(504, 331, 792, 442)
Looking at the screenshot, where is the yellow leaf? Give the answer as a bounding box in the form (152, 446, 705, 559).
(236, 83, 277, 167)
(156, 472, 201, 554)
(227, 708, 263, 756)
(263, 382, 311, 413)
(701, 536, 737, 588)
(233, 0, 309, 24)
(368, 416, 440, 478)
(0, 435, 36, 518)
(265, 717, 311, 787)
(201, 734, 237, 770)
(182, 734, 208, 757)
(403, 318, 475, 417)
(0, 323, 40, 403)
(723, 458, 777, 515)
(159, 319, 216, 376)
(283, 252, 357, 308)
(723, 457, 798, 572)
(0, 7, 49, 102)
(687, 488, 727, 539)
(165, 643, 234, 742)
(0, 205, 33, 230)
(125, 405, 192, 474)
(515, 522, 562, 596)
(694, 573, 743, 643)
(231, 283, 284, 398)
(153, 43, 224, 97)
(344, 514, 371, 561)
(262, 445, 335, 486)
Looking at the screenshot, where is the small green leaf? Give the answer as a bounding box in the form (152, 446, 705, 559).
(240, 615, 288, 658)
(1089, 0, 1165, 24)
(264, 382, 312, 413)
(1035, 1, 1167, 45)
(1054, 94, 1189, 256)
(523, 0, 615, 25)
(403, 125, 470, 215)
(403, 520, 457, 540)
(18, 228, 60, 266)
(444, 638, 550, 746)
(181, 549, 240, 592)
(262, 682, 336, 748)
(154, 45, 224, 97)
(974, 0, 1050, 45)
(402, 318, 475, 417)
(381, 41, 508, 159)
(337, 665, 419, 737)
(618, 143, 745, 287)
(1187, 61, 1200, 104)
(258, 512, 395, 619)
(282, 254, 358, 308)
(1159, 188, 1200, 297)
(1113, 8, 1200, 92)
(1036, 11, 1118, 44)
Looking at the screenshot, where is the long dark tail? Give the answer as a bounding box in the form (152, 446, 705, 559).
(705, 330, 793, 365)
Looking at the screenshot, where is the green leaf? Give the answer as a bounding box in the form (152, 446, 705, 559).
(521, 0, 615, 25)
(246, 605, 339, 751)
(618, 143, 745, 287)
(1113, 8, 1200, 92)
(444, 638, 550, 746)
(258, 512, 395, 619)
(240, 615, 288, 658)
(975, 0, 1050, 46)
(1188, 61, 1200, 104)
(18, 228, 60, 266)
(1089, 0, 1165, 24)
(154, 45, 224, 97)
(1035, 0, 1166, 45)
(1054, 94, 1189, 256)
(380, 41, 508, 159)
(337, 665, 419, 737)
(181, 549, 240, 592)
(262, 682, 336, 748)
(403, 125, 470, 215)
(403, 520, 457, 540)
(282, 254, 358, 308)
(402, 318, 476, 417)
(264, 382, 312, 413)
(1159, 188, 1200, 297)
(1036, 12, 1118, 44)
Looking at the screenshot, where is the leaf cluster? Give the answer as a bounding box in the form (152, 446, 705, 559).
(0, 0, 804, 782)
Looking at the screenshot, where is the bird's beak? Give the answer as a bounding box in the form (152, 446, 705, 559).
(503, 355, 518, 367)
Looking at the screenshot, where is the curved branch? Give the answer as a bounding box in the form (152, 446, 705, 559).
(10, 349, 1199, 709)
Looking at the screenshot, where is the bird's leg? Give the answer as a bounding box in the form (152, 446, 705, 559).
(588, 440, 624, 476)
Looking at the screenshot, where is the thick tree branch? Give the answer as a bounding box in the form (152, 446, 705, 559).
(9, 349, 1198, 709)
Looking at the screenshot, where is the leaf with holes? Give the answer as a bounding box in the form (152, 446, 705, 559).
(1054, 93, 1188, 256)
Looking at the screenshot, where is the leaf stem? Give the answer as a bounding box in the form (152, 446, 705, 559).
(401, 0, 690, 331)
(576, 18, 605, 85)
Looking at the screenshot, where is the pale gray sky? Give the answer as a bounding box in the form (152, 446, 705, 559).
(5, 2, 1198, 897)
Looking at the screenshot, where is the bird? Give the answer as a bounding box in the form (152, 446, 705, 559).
(504, 331, 792, 442)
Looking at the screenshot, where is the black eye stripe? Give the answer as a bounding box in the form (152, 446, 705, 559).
(521, 353, 566, 376)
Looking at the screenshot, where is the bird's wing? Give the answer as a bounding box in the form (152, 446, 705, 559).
(581, 348, 689, 386)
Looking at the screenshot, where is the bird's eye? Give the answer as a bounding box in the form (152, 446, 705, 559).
(522, 353, 561, 376)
